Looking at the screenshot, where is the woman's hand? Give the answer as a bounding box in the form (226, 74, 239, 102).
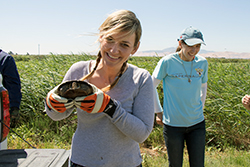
(46, 82, 116, 115)
(156, 112, 164, 126)
(74, 83, 117, 117)
(46, 85, 75, 113)
(242, 94, 250, 111)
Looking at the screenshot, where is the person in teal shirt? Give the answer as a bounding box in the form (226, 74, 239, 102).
(152, 26, 208, 167)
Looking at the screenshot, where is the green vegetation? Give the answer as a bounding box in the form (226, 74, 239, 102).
(8, 54, 250, 166)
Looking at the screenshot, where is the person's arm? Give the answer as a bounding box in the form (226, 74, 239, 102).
(105, 71, 155, 143)
(152, 76, 163, 112)
(152, 76, 164, 126)
(1, 54, 22, 121)
(201, 82, 207, 109)
(2, 56, 22, 108)
(242, 94, 250, 111)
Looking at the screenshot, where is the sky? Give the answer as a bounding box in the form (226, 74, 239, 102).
(1, 0, 250, 55)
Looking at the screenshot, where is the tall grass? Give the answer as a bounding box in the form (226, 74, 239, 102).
(8, 54, 250, 161)
(205, 59, 250, 150)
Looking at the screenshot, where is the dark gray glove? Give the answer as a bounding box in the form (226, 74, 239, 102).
(10, 107, 20, 127)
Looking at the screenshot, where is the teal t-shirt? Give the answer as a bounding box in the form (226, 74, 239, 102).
(153, 53, 208, 127)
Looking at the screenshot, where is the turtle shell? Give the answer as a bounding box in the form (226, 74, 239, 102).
(57, 80, 93, 99)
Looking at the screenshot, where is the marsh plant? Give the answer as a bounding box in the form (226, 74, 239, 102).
(8, 54, 250, 166)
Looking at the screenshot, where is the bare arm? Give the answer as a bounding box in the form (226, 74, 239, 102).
(152, 76, 164, 126)
(201, 83, 207, 109)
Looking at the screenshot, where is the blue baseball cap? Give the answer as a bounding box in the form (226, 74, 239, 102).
(178, 26, 206, 46)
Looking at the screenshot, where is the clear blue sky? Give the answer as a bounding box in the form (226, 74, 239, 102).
(1, 0, 250, 55)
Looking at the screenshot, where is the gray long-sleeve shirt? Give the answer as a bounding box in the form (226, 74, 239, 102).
(46, 60, 154, 167)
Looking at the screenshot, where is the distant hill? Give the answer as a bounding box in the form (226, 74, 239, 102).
(134, 48, 250, 59)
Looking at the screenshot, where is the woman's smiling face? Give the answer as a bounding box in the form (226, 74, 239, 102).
(99, 31, 139, 68)
(179, 41, 201, 61)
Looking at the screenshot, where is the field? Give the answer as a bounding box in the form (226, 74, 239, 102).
(8, 54, 250, 166)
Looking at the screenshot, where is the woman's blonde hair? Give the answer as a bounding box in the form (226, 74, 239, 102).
(99, 10, 142, 47)
(80, 10, 142, 92)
